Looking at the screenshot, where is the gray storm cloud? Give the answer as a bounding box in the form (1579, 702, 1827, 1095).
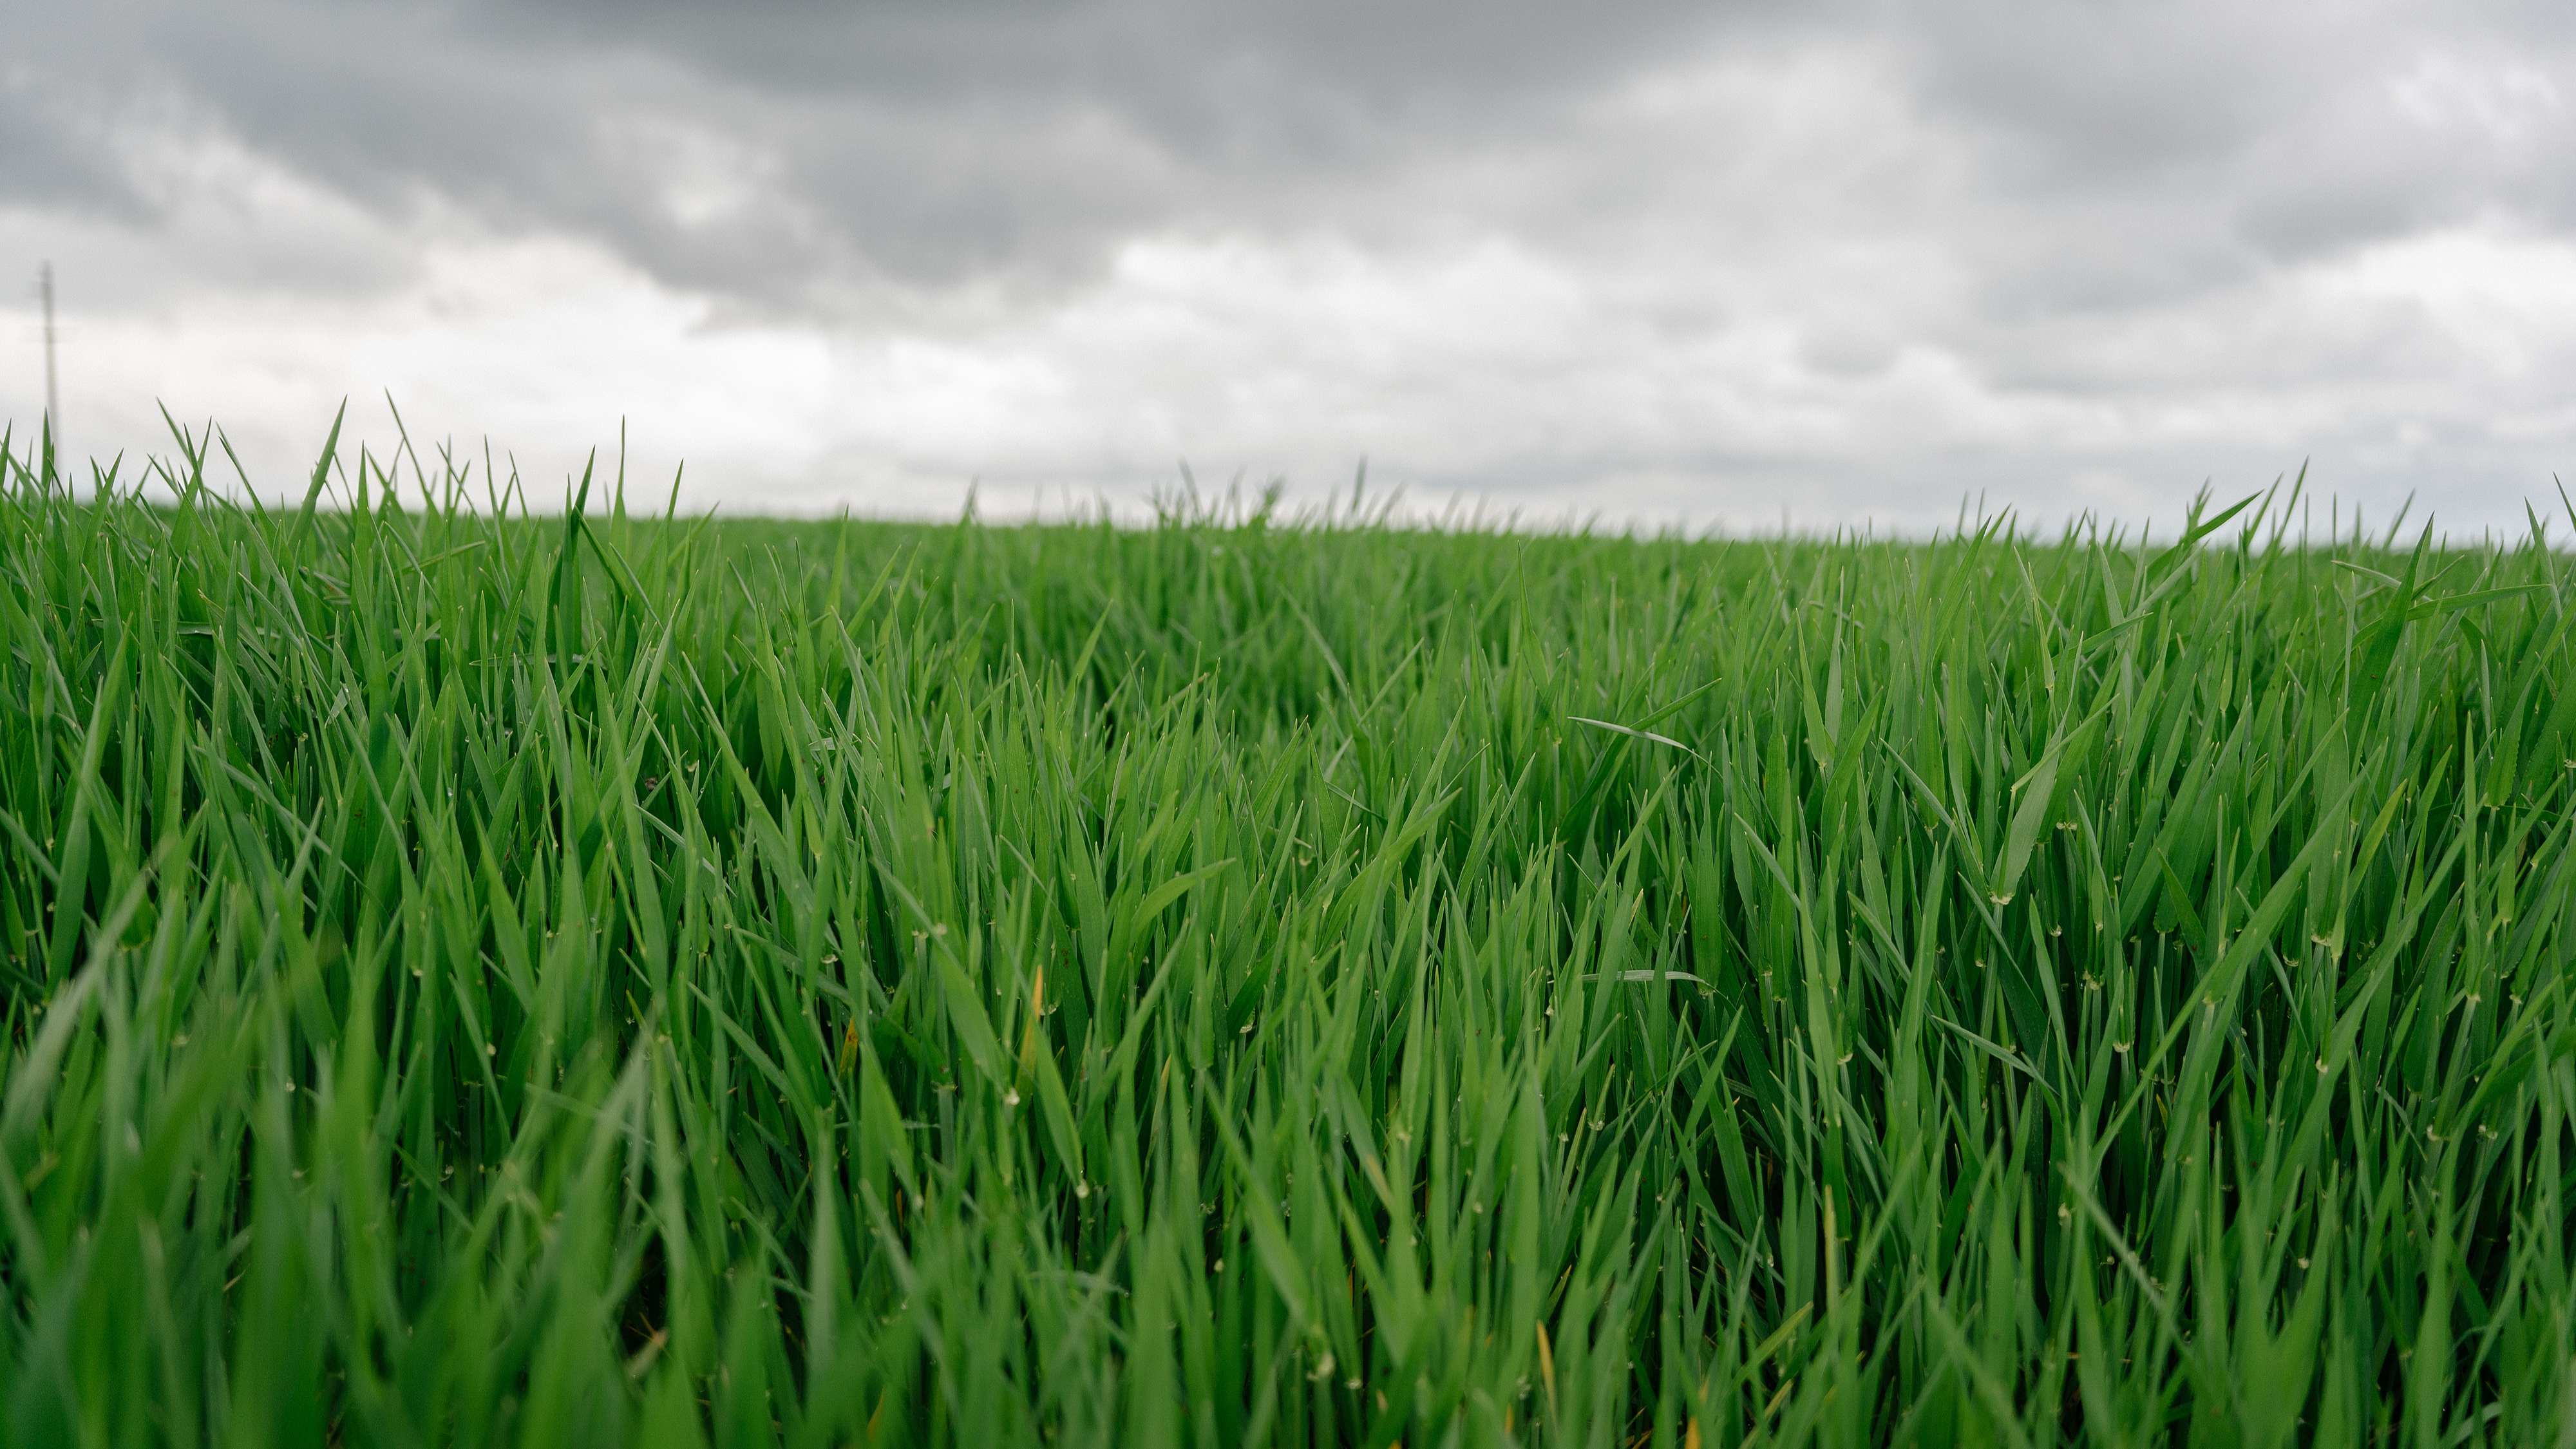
(6, 0, 2574, 533)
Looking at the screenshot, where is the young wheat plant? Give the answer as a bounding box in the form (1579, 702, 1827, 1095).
(3, 430, 2572, 1446)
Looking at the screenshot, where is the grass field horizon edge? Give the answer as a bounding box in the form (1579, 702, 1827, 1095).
(14, 412, 2574, 551)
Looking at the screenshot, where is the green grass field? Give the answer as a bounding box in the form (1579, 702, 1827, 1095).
(3, 424, 2574, 1446)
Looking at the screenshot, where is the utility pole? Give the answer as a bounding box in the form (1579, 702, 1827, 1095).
(40, 261, 58, 453)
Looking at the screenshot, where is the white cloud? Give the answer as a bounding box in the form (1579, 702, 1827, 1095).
(2392, 54, 2562, 146)
(8, 8, 2576, 539)
(602, 117, 791, 232)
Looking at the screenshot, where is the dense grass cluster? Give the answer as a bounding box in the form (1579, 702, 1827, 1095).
(3, 425, 2574, 1446)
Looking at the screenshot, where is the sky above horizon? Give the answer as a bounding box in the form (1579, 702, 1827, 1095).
(8, 1, 2576, 536)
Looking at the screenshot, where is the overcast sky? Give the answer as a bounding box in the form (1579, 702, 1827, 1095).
(8, 1, 2576, 534)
